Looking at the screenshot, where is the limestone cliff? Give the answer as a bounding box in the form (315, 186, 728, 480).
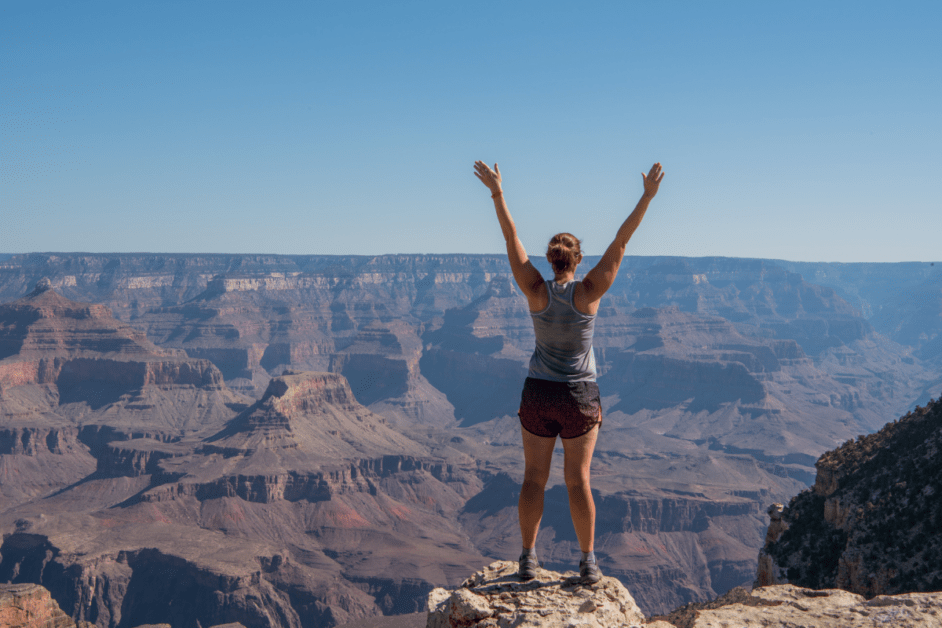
(756, 395, 942, 596)
(0, 281, 250, 510)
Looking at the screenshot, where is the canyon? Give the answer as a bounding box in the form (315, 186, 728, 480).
(0, 253, 939, 626)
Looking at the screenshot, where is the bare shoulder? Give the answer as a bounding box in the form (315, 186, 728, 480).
(573, 281, 599, 315)
(526, 278, 549, 312)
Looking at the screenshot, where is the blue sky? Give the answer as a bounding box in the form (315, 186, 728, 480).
(2, 1, 940, 262)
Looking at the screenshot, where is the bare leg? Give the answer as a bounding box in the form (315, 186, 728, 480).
(562, 424, 599, 553)
(519, 427, 556, 549)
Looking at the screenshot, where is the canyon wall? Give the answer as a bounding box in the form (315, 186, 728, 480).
(1, 255, 939, 625)
(756, 395, 942, 596)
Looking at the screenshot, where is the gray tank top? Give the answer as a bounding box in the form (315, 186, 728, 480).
(528, 280, 597, 382)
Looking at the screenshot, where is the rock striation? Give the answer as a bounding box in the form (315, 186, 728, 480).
(0, 582, 248, 628)
(0, 281, 250, 510)
(425, 560, 644, 628)
(0, 280, 243, 436)
(756, 395, 942, 596)
(0, 583, 79, 628)
(0, 370, 488, 628)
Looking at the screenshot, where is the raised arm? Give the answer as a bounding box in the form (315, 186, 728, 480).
(582, 163, 664, 306)
(473, 161, 546, 308)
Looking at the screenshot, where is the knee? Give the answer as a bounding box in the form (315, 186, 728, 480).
(564, 472, 591, 494)
(522, 476, 548, 494)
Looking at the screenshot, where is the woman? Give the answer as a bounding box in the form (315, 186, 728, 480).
(473, 159, 664, 584)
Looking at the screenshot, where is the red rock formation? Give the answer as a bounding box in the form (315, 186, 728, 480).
(0, 583, 76, 628)
(0, 372, 487, 628)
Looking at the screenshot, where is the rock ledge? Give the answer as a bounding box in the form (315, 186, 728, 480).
(426, 560, 644, 628)
(651, 583, 942, 628)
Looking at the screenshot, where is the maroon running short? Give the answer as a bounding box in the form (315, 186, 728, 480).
(518, 377, 602, 439)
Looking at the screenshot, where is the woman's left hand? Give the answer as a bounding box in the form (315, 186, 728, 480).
(474, 160, 502, 195)
(641, 162, 664, 199)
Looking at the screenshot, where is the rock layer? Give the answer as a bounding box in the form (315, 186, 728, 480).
(0, 370, 488, 628)
(0, 583, 78, 628)
(2, 256, 939, 624)
(0, 281, 243, 437)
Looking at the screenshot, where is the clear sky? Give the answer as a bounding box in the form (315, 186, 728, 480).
(2, 1, 940, 262)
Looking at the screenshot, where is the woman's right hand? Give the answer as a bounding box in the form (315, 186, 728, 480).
(641, 162, 664, 199)
(474, 160, 503, 195)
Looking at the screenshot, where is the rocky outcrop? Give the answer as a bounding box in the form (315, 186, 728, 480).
(0, 583, 78, 628)
(756, 396, 942, 596)
(430, 565, 942, 628)
(458, 475, 777, 615)
(425, 561, 644, 628)
(754, 503, 787, 587)
(650, 583, 942, 628)
(0, 426, 83, 455)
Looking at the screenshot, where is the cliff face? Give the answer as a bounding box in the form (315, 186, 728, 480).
(0, 281, 241, 436)
(756, 396, 942, 596)
(0, 371, 488, 628)
(0, 282, 252, 512)
(0, 583, 78, 628)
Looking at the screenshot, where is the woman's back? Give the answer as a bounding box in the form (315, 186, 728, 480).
(528, 280, 596, 382)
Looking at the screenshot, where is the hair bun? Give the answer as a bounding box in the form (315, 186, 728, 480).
(546, 233, 582, 274)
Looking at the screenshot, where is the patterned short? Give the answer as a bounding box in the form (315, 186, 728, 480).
(518, 377, 602, 439)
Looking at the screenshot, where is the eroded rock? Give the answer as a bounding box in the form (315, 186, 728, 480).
(757, 397, 942, 596)
(665, 584, 942, 628)
(0, 583, 75, 628)
(425, 560, 644, 628)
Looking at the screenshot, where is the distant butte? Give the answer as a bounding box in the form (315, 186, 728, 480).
(0, 280, 249, 506)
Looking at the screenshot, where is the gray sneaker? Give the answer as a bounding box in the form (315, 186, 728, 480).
(518, 553, 539, 580)
(579, 555, 601, 584)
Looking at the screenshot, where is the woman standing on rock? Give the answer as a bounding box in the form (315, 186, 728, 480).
(473, 159, 664, 584)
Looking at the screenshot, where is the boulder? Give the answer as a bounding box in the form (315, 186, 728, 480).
(425, 560, 644, 628)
